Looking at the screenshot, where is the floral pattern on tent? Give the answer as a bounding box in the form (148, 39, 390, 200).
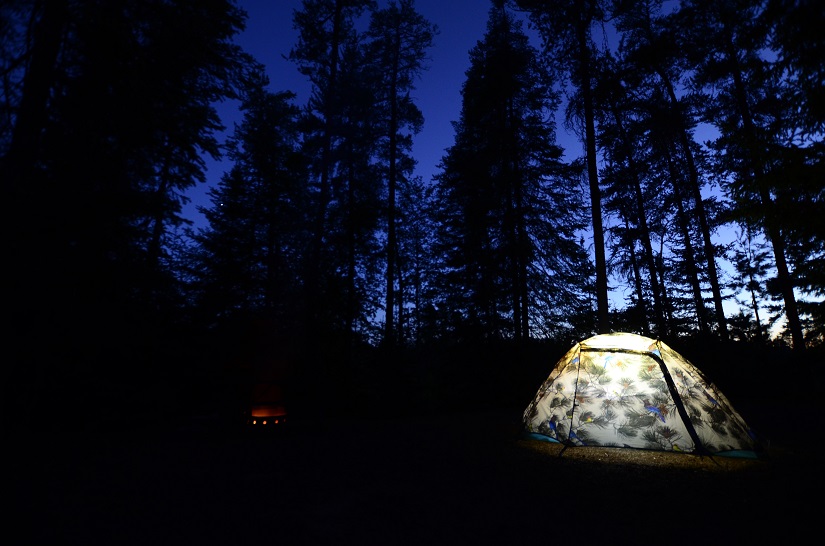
(523, 333, 759, 456)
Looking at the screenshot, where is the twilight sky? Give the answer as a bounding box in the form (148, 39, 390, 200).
(178, 0, 755, 319)
(184, 0, 579, 229)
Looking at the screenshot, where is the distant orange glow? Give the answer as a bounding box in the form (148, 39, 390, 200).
(250, 405, 287, 418)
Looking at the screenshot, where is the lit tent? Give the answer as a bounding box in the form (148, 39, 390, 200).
(522, 332, 762, 458)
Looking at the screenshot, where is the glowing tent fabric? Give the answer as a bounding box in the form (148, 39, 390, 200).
(522, 333, 760, 457)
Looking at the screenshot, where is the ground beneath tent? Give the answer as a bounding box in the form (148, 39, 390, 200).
(10, 409, 822, 545)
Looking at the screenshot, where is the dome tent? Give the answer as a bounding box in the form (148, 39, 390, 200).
(522, 332, 761, 458)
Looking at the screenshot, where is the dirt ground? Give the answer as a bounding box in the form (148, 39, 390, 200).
(10, 405, 822, 546)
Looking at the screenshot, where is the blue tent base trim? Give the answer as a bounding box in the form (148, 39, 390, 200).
(523, 432, 561, 444)
(522, 431, 762, 459)
(713, 449, 760, 459)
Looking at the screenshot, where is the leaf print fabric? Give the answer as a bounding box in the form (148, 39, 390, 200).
(523, 333, 759, 456)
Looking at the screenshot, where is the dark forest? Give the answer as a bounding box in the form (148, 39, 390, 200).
(3, 0, 823, 435)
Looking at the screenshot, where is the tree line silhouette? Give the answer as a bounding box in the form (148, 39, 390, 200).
(3, 0, 822, 430)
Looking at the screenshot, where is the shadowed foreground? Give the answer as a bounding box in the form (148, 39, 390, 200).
(11, 407, 820, 545)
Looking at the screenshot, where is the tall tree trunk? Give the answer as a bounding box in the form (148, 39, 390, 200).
(503, 92, 528, 340)
(578, 17, 609, 333)
(384, 32, 400, 347)
(657, 72, 728, 340)
(724, 30, 805, 350)
(509, 155, 529, 341)
(609, 107, 668, 336)
(742, 226, 766, 341)
(516, 181, 530, 340)
(305, 1, 343, 343)
(623, 217, 650, 336)
(656, 241, 677, 335)
(631, 174, 668, 337)
(346, 157, 357, 341)
(666, 146, 710, 335)
(3, 0, 67, 197)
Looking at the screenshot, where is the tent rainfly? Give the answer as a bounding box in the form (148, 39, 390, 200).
(522, 332, 762, 458)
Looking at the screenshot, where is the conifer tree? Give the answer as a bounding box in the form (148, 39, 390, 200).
(511, 0, 611, 333)
(290, 0, 377, 346)
(593, 51, 670, 337)
(432, 4, 590, 341)
(2, 0, 253, 428)
(191, 81, 308, 338)
(365, 0, 436, 348)
(678, 0, 809, 349)
(728, 224, 772, 341)
(614, 0, 729, 339)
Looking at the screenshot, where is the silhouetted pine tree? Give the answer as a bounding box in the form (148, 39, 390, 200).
(678, 0, 812, 349)
(364, 0, 436, 348)
(289, 0, 378, 349)
(190, 80, 309, 337)
(728, 224, 772, 341)
(432, 5, 590, 342)
(2, 0, 253, 430)
(592, 50, 669, 337)
(513, 0, 611, 333)
(614, 0, 730, 340)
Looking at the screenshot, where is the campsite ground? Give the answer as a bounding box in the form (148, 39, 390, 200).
(11, 403, 822, 545)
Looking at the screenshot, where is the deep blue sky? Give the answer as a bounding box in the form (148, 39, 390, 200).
(178, 0, 768, 321)
(184, 0, 577, 229)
